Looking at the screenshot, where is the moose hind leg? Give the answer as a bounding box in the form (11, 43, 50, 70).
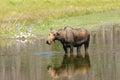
(84, 35, 90, 54)
(84, 43, 88, 54)
(70, 45, 74, 54)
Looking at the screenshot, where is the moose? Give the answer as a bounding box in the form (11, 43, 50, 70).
(46, 26, 90, 54)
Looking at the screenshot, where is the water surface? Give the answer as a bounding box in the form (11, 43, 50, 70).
(0, 25, 120, 80)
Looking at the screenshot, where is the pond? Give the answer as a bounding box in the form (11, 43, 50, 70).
(0, 24, 120, 80)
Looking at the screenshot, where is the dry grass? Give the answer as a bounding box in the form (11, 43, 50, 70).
(0, 0, 120, 36)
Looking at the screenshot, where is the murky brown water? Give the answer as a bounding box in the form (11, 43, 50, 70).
(0, 25, 120, 80)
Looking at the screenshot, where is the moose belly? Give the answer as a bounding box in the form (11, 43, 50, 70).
(74, 41, 84, 47)
(64, 37, 87, 47)
(74, 36, 88, 46)
(65, 40, 85, 47)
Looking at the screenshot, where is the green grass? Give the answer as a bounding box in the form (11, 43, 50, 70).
(33, 10, 120, 36)
(0, 0, 120, 37)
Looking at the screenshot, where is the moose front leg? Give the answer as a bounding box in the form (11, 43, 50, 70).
(63, 44, 68, 54)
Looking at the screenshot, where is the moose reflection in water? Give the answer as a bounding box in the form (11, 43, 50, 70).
(46, 27, 90, 55)
(47, 54, 91, 79)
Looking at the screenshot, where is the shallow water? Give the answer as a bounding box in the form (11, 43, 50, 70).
(0, 25, 120, 80)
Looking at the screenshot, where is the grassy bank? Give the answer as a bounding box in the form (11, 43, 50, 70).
(0, 0, 120, 37)
(33, 10, 120, 36)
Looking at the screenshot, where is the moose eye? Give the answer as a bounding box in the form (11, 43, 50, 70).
(53, 33, 56, 36)
(57, 32, 60, 36)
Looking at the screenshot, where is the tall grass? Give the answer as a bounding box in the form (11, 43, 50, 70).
(1, 0, 120, 21)
(0, 0, 120, 36)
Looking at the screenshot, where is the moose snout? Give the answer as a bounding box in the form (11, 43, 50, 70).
(46, 40, 51, 45)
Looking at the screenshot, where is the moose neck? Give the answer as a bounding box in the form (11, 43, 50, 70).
(55, 37, 65, 43)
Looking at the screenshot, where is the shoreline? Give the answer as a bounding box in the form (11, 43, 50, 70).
(0, 22, 120, 40)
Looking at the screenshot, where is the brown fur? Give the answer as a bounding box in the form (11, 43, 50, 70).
(46, 26, 90, 54)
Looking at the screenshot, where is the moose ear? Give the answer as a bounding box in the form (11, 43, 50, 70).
(50, 27, 54, 31)
(56, 32, 60, 36)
